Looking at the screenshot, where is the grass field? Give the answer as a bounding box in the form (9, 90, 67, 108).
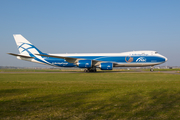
(0, 72, 180, 119)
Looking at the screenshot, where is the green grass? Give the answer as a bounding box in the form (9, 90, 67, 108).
(0, 72, 180, 119)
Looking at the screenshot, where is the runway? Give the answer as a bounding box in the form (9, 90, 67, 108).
(1, 71, 180, 75)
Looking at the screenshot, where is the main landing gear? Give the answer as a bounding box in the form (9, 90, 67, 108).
(84, 68, 97, 72)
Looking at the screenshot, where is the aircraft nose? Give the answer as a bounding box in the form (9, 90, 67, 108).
(165, 57, 168, 62)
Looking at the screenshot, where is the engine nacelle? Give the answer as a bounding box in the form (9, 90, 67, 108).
(77, 60, 92, 68)
(100, 63, 113, 70)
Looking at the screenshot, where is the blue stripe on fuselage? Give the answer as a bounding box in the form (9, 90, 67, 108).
(39, 55, 165, 67)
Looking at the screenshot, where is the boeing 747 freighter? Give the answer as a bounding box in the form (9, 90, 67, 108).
(8, 34, 167, 72)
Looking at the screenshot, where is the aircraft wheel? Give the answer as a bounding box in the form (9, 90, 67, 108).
(84, 69, 88, 72)
(84, 68, 97, 72)
(91, 68, 97, 72)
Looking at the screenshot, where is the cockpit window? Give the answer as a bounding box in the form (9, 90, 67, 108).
(155, 52, 158, 54)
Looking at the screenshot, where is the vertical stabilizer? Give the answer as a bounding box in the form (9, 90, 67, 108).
(13, 34, 43, 57)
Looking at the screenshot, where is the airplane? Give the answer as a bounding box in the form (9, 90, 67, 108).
(8, 34, 168, 72)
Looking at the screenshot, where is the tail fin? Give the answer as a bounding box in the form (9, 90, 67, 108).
(13, 34, 43, 57)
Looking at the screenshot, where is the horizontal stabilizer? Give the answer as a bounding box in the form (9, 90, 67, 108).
(7, 53, 35, 58)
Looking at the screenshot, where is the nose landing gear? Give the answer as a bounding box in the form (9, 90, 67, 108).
(150, 66, 154, 72)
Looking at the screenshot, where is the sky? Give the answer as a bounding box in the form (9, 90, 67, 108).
(0, 0, 180, 67)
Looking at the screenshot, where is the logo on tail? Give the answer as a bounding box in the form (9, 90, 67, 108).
(13, 34, 43, 57)
(18, 42, 42, 57)
(13, 34, 51, 65)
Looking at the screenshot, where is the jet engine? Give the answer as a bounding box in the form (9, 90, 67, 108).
(77, 60, 92, 68)
(100, 63, 113, 70)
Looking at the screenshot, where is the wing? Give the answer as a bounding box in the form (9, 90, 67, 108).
(36, 54, 81, 63)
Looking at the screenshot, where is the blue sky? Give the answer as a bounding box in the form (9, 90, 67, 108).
(0, 0, 180, 67)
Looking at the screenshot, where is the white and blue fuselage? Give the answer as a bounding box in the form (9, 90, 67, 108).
(8, 34, 167, 72)
(42, 52, 167, 67)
